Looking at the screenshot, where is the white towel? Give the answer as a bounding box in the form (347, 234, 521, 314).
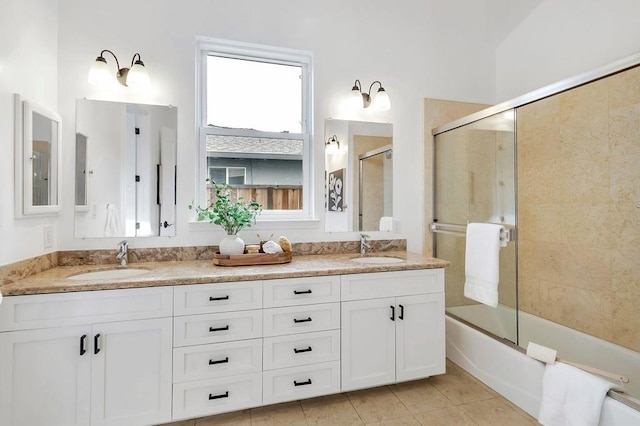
(464, 223, 503, 307)
(539, 363, 620, 426)
(379, 216, 393, 232)
(104, 204, 122, 237)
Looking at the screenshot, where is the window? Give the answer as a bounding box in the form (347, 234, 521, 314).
(197, 38, 313, 219)
(209, 166, 246, 185)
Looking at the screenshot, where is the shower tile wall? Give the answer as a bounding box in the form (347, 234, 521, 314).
(517, 66, 640, 352)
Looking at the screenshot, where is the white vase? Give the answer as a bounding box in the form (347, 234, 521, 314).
(219, 234, 245, 255)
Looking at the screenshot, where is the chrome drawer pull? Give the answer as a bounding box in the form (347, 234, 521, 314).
(209, 295, 230, 301)
(294, 346, 312, 354)
(293, 317, 312, 323)
(294, 379, 312, 386)
(209, 391, 229, 400)
(209, 325, 230, 332)
(209, 357, 229, 365)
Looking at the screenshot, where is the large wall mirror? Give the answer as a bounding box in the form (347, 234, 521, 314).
(324, 119, 393, 232)
(74, 99, 177, 238)
(14, 94, 62, 217)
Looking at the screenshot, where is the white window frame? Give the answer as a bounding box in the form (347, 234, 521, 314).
(196, 37, 314, 222)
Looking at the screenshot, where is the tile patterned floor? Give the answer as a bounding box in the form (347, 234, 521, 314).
(161, 360, 538, 425)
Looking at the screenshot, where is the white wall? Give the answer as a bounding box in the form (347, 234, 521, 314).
(55, 0, 497, 255)
(0, 0, 58, 265)
(496, 0, 640, 101)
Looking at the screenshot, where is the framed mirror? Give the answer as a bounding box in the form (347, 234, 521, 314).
(324, 119, 393, 232)
(14, 94, 62, 217)
(74, 99, 178, 238)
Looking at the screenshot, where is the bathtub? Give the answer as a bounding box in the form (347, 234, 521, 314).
(445, 306, 640, 425)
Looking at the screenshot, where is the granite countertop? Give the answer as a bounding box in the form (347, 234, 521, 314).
(0, 252, 448, 296)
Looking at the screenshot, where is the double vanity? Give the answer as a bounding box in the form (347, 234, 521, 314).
(0, 253, 447, 426)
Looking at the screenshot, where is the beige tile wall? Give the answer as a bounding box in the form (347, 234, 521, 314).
(517, 66, 640, 352)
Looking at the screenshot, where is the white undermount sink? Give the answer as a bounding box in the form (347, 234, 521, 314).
(67, 268, 150, 280)
(351, 256, 405, 264)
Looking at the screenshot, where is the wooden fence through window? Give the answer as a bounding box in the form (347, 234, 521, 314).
(207, 185, 303, 210)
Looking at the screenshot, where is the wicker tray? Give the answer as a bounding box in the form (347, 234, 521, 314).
(212, 251, 292, 266)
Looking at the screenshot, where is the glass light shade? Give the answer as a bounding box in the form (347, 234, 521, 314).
(88, 58, 113, 85)
(371, 88, 391, 111)
(126, 62, 150, 89)
(325, 140, 339, 155)
(348, 87, 364, 110)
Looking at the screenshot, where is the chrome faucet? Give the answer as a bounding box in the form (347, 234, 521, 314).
(117, 240, 128, 266)
(360, 234, 371, 256)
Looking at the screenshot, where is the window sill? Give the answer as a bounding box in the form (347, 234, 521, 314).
(188, 218, 321, 231)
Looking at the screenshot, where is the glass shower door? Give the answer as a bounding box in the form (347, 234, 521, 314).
(433, 110, 517, 343)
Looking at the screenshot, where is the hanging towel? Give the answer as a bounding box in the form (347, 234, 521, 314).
(539, 362, 620, 426)
(104, 204, 122, 237)
(379, 216, 393, 232)
(464, 223, 503, 307)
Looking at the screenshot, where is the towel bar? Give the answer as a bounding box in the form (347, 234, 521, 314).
(430, 222, 516, 243)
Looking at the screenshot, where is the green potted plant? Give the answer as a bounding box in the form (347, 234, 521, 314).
(189, 180, 261, 255)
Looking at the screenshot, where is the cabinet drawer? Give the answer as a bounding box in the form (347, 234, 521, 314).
(263, 276, 340, 308)
(174, 281, 262, 316)
(263, 303, 340, 337)
(173, 339, 262, 383)
(263, 330, 340, 371)
(174, 310, 262, 347)
(341, 269, 444, 301)
(172, 372, 261, 420)
(263, 361, 340, 405)
(0, 287, 173, 331)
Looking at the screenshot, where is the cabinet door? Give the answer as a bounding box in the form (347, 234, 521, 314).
(90, 317, 172, 426)
(341, 298, 395, 391)
(395, 293, 445, 382)
(0, 326, 91, 426)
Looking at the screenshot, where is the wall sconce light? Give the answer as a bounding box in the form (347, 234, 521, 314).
(88, 50, 150, 89)
(325, 135, 340, 154)
(349, 79, 391, 111)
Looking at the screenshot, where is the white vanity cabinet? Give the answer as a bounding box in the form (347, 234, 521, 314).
(262, 276, 341, 405)
(0, 264, 446, 425)
(340, 269, 445, 391)
(0, 287, 173, 426)
(172, 281, 264, 420)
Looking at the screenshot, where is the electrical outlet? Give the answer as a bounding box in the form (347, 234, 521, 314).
(43, 225, 54, 249)
(393, 219, 401, 233)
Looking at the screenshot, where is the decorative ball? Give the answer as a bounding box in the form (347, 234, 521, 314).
(278, 236, 292, 253)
